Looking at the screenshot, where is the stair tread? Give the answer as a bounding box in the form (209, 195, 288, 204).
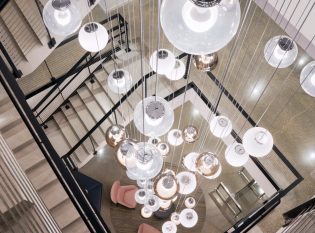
(38, 179, 69, 210)
(53, 111, 88, 163)
(76, 86, 111, 134)
(0, 103, 21, 132)
(62, 217, 90, 233)
(69, 95, 105, 146)
(52, 198, 80, 230)
(27, 162, 57, 191)
(44, 120, 71, 157)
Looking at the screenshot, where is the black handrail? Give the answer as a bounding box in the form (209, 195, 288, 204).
(0, 56, 110, 232)
(0, 42, 22, 78)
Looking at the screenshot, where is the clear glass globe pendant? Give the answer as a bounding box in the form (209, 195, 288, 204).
(179, 208, 198, 228)
(108, 69, 133, 94)
(79, 22, 109, 52)
(300, 61, 315, 97)
(43, 0, 82, 36)
(134, 96, 174, 137)
(162, 221, 177, 233)
(264, 35, 298, 68)
(160, 0, 241, 55)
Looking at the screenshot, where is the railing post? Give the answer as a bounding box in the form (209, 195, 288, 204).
(0, 42, 23, 78)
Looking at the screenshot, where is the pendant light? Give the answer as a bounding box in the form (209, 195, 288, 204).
(210, 116, 233, 138)
(153, 172, 179, 200)
(141, 206, 153, 218)
(107, 69, 133, 94)
(134, 96, 174, 137)
(185, 197, 196, 208)
(157, 142, 170, 156)
(183, 125, 198, 143)
(160, 0, 241, 55)
(43, 0, 82, 36)
(195, 152, 221, 179)
(183, 152, 199, 172)
(243, 127, 273, 157)
(300, 61, 315, 97)
(176, 171, 197, 195)
(162, 221, 177, 233)
(167, 129, 184, 146)
(105, 125, 127, 148)
(179, 208, 198, 228)
(264, 35, 298, 68)
(78, 22, 108, 52)
(171, 212, 181, 225)
(144, 194, 160, 212)
(135, 189, 148, 204)
(225, 142, 249, 167)
(165, 59, 186, 81)
(193, 53, 218, 71)
(148, 137, 161, 146)
(150, 49, 176, 75)
(116, 139, 137, 167)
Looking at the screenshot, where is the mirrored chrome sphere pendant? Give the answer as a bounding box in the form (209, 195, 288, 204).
(160, 0, 241, 55)
(116, 139, 137, 167)
(183, 125, 198, 143)
(148, 137, 161, 146)
(300, 61, 315, 97)
(264, 35, 298, 68)
(78, 22, 108, 52)
(193, 53, 218, 71)
(105, 125, 127, 148)
(107, 69, 133, 94)
(150, 49, 176, 75)
(43, 0, 82, 36)
(196, 152, 222, 179)
(134, 96, 174, 137)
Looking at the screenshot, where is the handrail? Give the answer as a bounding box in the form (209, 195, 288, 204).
(0, 42, 22, 78)
(216, 182, 242, 216)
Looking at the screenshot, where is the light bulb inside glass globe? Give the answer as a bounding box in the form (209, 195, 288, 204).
(108, 69, 133, 94)
(141, 206, 153, 218)
(176, 171, 197, 195)
(160, 0, 241, 55)
(150, 49, 176, 75)
(148, 137, 161, 146)
(78, 22, 109, 52)
(105, 125, 127, 148)
(125, 142, 163, 180)
(183, 152, 199, 172)
(43, 0, 82, 36)
(171, 212, 181, 225)
(157, 142, 170, 157)
(300, 61, 315, 97)
(179, 208, 198, 228)
(162, 221, 177, 233)
(116, 139, 137, 167)
(264, 35, 298, 68)
(193, 53, 218, 71)
(167, 129, 184, 146)
(134, 96, 174, 137)
(196, 152, 221, 179)
(185, 197, 196, 208)
(243, 127, 273, 157)
(210, 115, 233, 138)
(135, 189, 148, 204)
(144, 194, 160, 212)
(225, 142, 249, 167)
(165, 59, 186, 81)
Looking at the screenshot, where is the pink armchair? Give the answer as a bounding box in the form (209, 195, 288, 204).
(110, 180, 138, 208)
(138, 223, 161, 233)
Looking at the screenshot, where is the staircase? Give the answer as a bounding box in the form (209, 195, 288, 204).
(0, 86, 89, 233)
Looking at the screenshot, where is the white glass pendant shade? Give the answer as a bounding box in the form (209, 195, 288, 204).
(165, 59, 186, 81)
(167, 129, 184, 146)
(264, 35, 298, 68)
(148, 137, 161, 146)
(144, 194, 160, 212)
(135, 189, 148, 204)
(108, 69, 133, 94)
(125, 142, 163, 180)
(225, 142, 249, 167)
(43, 0, 82, 36)
(183, 152, 199, 172)
(243, 127, 273, 157)
(300, 61, 315, 97)
(196, 152, 221, 179)
(185, 197, 196, 208)
(137, 178, 148, 188)
(183, 125, 198, 143)
(210, 115, 232, 138)
(134, 96, 174, 137)
(160, 0, 241, 55)
(159, 199, 172, 209)
(179, 208, 198, 228)
(78, 22, 108, 52)
(157, 142, 170, 156)
(162, 221, 177, 233)
(141, 206, 153, 218)
(150, 49, 176, 75)
(105, 125, 127, 148)
(171, 212, 181, 225)
(153, 172, 179, 200)
(176, 171, 197, 195)
(116, 139, 137, 167)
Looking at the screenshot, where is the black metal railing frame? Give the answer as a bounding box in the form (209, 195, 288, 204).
(0, 42, 23, 78)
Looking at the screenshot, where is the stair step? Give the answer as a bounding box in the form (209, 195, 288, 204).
(76, 86, 111, 134)
(26, 162, 57, 191)
(52, 198, 80, 230)
(69, 95, 106, 147)
(62, 217, 89, 233)
(53, 111, 88, 163)
(15, 141, 45, 173)
(2, 122, 33, 153)
(0, 102, 21, 133)
(61, 105, 95, 152)
(44, 120, 71, 157)
(38, 179, 69, 210)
